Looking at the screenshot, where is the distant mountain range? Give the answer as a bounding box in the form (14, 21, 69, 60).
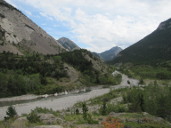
(99, 46, 122, 61)
(58, 37, 80, 51)
(113, 18, 171, 64)
(93, 46, 122, 62)
(0, 0, 65, 55)
(57, 36, 123, 62)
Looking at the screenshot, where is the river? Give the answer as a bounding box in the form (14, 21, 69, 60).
(0, 87, 110, 120)
(0, 72, 139, 120)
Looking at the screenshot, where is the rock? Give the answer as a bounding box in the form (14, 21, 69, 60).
(58, 37, 80, 51)
(152, 116, 164, 122)
(109, 112, 123, 117)
(38, 113, 63, 124)
(0, 0, 65, 55)
(33, 125, 63, 128)
(88, 105, 100, 113)
(109, 96, 123, 105)
(142, 112, 148, 116)
(109, 112, 116, 115)
(41, 94, 49, 98)
(54, 93, 58, 96)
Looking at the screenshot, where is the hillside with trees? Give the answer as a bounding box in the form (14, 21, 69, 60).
(113, 18, 171, 65)
(0, 49, 121, 98)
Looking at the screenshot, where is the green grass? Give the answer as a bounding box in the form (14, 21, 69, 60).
(29, 107, 60, 117)
(120, 64, 171, 80)
(64, 114, 98, 124)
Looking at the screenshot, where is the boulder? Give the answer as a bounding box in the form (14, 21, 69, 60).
(38, 113, 63, 124)
(33, 125, 63, 128)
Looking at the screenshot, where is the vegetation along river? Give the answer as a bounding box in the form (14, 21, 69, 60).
(0, 87, 111, 120)
(0, 72, 139, 120)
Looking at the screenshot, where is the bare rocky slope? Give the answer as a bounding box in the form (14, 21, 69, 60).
(58, 37, 80, 51)
(0, 0, 65, 55)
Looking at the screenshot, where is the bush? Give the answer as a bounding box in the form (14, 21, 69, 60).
(86, 114, 98, 124)
(82, 103, 88, 120)
(101, 104, 127, 114)
(29, 107, 59, 116)
(100, 101, 107, 115)
(27, 110, 40, 123)
(156, 72, 171, 79)
(4, 106, 17, 120)
(123, 86, 171, 121)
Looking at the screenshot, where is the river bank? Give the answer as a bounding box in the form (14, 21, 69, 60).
(0, 87, 110, 120)
(0, 72, 139, 120)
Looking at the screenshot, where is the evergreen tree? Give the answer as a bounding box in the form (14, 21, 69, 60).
(101, 100, 107, 115)
(5, 106, 17, 120)
(82, 103, 88, 120)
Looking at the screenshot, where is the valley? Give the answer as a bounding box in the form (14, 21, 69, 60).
(0, 71, 138, 120)
(0, 0, 171, 128)
(1, 72, 171, 128)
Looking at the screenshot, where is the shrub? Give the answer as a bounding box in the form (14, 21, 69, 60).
(86, 114, 98, 124)
(75, 109, 79, 115)
(101, 101, 107, 115)
(27, 110, 40, 123)
(4, 106, 17, 120)
(82, 103, 88, 120)
(123, 86, 171, 121)
(30, 107, 59, 116)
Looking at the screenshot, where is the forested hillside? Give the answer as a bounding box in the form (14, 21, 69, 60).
(0, 49, 121, 98)
(113, 18, 171, 65)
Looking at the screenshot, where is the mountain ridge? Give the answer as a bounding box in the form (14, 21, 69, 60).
(93, 46, 122, 62)
(99, 46, 122, 62)
(58, 37, 80, 51)
(113, 18, 171, 64)
(0, 0, 65, 55)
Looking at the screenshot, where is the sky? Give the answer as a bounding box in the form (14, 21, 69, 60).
(5, 0, 171, 52)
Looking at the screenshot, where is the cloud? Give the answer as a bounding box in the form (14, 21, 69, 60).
(6, 0, 171, 52)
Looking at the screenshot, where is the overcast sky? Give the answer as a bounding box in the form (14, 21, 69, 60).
(5, 0, 171, 52)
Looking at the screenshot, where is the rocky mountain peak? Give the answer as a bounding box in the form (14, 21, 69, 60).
(157, 18, 171, 31)
(0, 0, 65, 55)
(58, 37, 80, 51)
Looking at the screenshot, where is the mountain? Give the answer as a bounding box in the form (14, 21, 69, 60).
(58, 37, 80, 51)
(93, 46, 122, 62)
(99, 46, 122, 62)
(0, 0, 121, 98)
(113, 18, 171, 64)
(0, 0, 65, 55)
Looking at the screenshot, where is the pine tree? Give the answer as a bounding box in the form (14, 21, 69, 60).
(5, 106, 17, 120)
(82, 103, 88, 119)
